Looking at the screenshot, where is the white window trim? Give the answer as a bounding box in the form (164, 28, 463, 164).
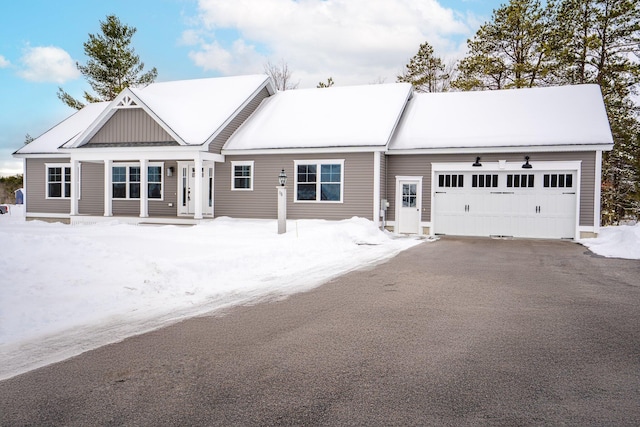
(112, 162, 164, 201)
(294, 159, 345, 203)
(45, 163, 73, 200)
(231, 160, 254, 191)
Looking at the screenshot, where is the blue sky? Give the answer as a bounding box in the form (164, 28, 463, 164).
(0, 0, 502, 175)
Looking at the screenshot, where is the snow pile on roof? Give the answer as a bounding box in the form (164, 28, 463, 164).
(131, 74, 269, 145)
(580, 223, 640, 259)
(0, 214, 421, 379)
(224, 83, 413, 150)
(389, 84, 614, 150)
(14, 102, 110, 154)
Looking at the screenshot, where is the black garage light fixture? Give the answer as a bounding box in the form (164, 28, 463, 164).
(472, 156, 482, 167)
(522, 156, 532, 169)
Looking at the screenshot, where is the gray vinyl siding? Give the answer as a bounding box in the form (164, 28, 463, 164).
(25, 158, 70, 214)
(209, 87, 271, 154)
(386, 151, 597, 227)
(86, 109, 176, 145)
(216, 153, 375, 220)
(380, 153, 387, 204)
(149, 161, 178, 216)
(78, 162, 104, 215)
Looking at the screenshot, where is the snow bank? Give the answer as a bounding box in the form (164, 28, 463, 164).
(580, 224, 640, 260)
(0, 211, 421, 379)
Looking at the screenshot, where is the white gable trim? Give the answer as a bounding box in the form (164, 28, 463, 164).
(69, 89, 186, 148)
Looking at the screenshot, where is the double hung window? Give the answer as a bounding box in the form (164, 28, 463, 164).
(112, 163, 163, 199)
(46, 164, 71, 198)
(295, 160, 344, 202)
(231, 161, 254, 190)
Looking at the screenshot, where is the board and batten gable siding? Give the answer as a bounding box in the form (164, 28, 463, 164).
(386, 151, 597, 227)
(86, 109, 176, 145)
(216, 153, 375, 220)
(25, 158, 70, 214)
(209, 87, 271, 154)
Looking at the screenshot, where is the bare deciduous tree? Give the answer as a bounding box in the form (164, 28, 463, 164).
(263, 59, 299, 91)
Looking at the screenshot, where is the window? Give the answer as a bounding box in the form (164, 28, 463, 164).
(231, 161, 254, 191)
(544, 173, 573, 188)
(507, 174, 534, 188)
(148, 166, 162, 199)
(402, 183, 417, 207)
(472, 174, 498, 188)
(113, 163, 163, 199)
(46, 164, 71, 198)
(295, 160, 344, 202)
(438, 174, 464, 188)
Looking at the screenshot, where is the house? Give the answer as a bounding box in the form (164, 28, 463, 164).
(13, 75, 614, 239)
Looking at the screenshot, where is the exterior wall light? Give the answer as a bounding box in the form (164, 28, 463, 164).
(472, 156, 482, 167)
(522, 156, 532, 169)
(166, 166, 174, 177)
(278, 169, 287, 186)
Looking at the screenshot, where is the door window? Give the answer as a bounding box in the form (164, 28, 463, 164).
(402, 183, 417, 207)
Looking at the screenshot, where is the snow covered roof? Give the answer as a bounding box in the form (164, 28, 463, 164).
(388, 84, 614, 151)
(128, 74, 271, 145)
(14, 102, 109, 155)
(223, 83, 413, 151)
(16, 75, 272, 155)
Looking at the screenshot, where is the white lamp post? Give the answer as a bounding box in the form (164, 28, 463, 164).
(277, 169, 287, 234)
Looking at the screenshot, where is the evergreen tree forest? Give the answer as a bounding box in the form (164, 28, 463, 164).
(399, 0, 639, 224)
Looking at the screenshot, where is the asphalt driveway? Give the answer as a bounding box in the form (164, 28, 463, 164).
(1, 237, 639, 426)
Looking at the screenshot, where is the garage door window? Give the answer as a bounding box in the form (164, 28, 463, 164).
(438, 174, 464, 188)
(544, 173, 572, 188)
(472, 174, 498, 188)
(507, 174, 534, 188)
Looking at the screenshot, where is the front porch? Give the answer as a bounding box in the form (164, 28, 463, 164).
(66, 149, 223, 222)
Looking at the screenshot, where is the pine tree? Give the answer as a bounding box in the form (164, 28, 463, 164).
(397, 42, 449, 92)
(317, 77, 335, 88)
(57, 15, 158, 110)
(452, 0, 557, 90)
(554, 0, 640, 223)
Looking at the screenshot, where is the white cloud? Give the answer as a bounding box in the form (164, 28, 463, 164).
(18, 46, 80, 83)
(185, 0, 473, 86)
(0, 55, 10, 68)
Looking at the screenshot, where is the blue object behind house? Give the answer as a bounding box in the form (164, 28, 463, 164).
(15, 188, 24, 204)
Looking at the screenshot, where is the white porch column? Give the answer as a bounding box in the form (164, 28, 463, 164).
(193, 156, 203, 220)
(70, 159, 79, 216)
(104, 160, 112, 217)
(139, 158, 148, 218)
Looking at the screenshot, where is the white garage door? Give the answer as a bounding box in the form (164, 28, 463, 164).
(433, 170, 577, 239)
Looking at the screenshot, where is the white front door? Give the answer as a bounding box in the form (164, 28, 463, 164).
(178, 162, 214, 217)
(396, 177, 422, 234)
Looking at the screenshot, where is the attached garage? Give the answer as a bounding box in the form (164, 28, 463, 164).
(386, 84, 614, 240)
(431, 162, 580, 239)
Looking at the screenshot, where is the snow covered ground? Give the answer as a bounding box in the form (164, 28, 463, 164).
(1, 204, 638, 381)
(0, 206, 423, 380)
(579, 223, 640, 260)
